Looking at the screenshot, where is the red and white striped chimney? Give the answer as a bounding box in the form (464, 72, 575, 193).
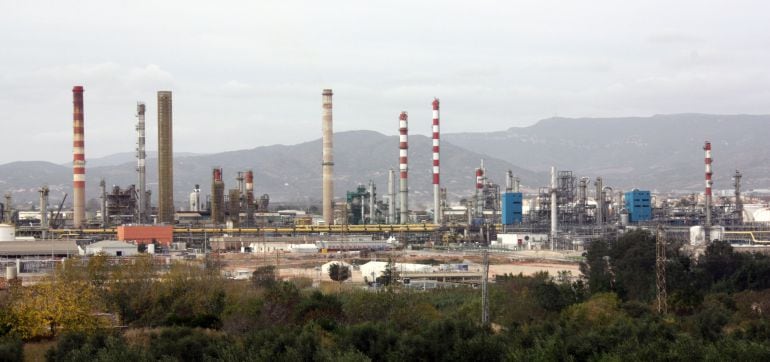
(475, 166, 484, 217)
(704, 141, 713, 239)
(245, 170, 254, 194)
(72, 86, 86, 228)
(432, 98, 441, 224)
(399, 111, 409, 224)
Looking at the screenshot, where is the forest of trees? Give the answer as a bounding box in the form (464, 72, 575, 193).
(1, 229, 770, 361)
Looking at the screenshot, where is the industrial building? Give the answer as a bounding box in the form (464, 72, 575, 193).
(82, 240, 138, 257)
(625, 190, 652, 223)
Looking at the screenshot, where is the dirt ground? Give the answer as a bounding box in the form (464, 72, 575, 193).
(226, 249, 583, 284)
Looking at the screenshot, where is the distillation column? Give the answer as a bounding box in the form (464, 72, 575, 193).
(578, 177, 588, 225)
(432, 98, 441, 224)
(550, 167, 557, 250)
(399, 112, 409, 224)
(72, 86, 86, 228)
(322, 89, 334, 225)
(211, 168, 225, 224)
(595, 177, 604, 227)
(136, 102, 147, 223)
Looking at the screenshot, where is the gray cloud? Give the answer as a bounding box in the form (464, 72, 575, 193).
(1, 0, 769, 164)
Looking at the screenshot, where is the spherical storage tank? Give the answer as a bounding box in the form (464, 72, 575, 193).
(0, 224, 15, 241)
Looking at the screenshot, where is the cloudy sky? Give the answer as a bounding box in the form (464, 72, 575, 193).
(1, 0, 769, 164)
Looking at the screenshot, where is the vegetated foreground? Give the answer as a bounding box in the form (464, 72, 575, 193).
(1, 230, 770, 361)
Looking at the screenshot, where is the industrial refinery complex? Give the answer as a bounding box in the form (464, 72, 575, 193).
(1, 85, 769, 280)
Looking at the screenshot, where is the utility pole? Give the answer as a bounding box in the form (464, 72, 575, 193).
(656, 225, 668, 314)
(481, 247, 490, 326)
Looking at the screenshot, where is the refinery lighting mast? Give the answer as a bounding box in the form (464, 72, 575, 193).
(432, 98, 441, 224)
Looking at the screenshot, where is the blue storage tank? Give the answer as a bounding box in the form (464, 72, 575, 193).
(502, 192, 523, 225)
(624, 189, 651, 222)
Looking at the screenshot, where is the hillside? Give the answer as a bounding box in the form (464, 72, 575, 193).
(444, 114, 770, 191)
(0, 131, 539, 209)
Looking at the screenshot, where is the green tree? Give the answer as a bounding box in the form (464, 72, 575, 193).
(378, 258, 397, 287)
(252, 265, 277, 289)
(7, 278, 104, 339)
(328, 263, 351, 289)
(582, 230, 657, 301)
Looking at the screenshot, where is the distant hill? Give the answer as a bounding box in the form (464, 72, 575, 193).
(66, 151, 201, 168)
(444, 114, 770, 192)
(0, 131, 539, 210)
(5, 114, 769, 211)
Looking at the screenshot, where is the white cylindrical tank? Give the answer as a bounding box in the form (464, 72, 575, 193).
(6, 266, 17, 280)
(620, 209, 629, 226)
(0, 224, 15, 241)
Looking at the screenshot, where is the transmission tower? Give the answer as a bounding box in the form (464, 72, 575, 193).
(481, 247, 490, 326)
(656, 225, 668, 314)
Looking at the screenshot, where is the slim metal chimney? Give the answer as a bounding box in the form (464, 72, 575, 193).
(39, 186, 49, 239)
(432, 98, 441, 224)
(136, 102, 147, 223)
(245, 170, 254, 226)
(72, 86, 86, 228)
(322, 89, 334, 225)
(399, 111, 409, 224)
(368, 180, 376, 224)
(100, 179, 107, 227)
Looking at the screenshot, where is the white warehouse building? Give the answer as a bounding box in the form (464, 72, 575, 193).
(81, 240, 138, 257)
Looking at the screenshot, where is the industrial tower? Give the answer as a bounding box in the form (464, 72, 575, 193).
(432, 98, 441, 224)
(322, 89, 334, 225)
(399, 111, 409, 224)
(704, 141, 713, 242)
(72, 86, 86, 228)
(157, 91, 174, 223)
(136, 102, 147, 223)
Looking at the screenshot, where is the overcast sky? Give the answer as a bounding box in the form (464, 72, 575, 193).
(1, 0, 769, 164)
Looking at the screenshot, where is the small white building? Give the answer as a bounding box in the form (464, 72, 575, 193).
(289, 243, 319, 253)
(689, 225, 725, 246)
(360, 261, 432, 280)
(494, 233, 549, 250)
(249, 242, 292, 253)
(82, 240, 138, 257)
